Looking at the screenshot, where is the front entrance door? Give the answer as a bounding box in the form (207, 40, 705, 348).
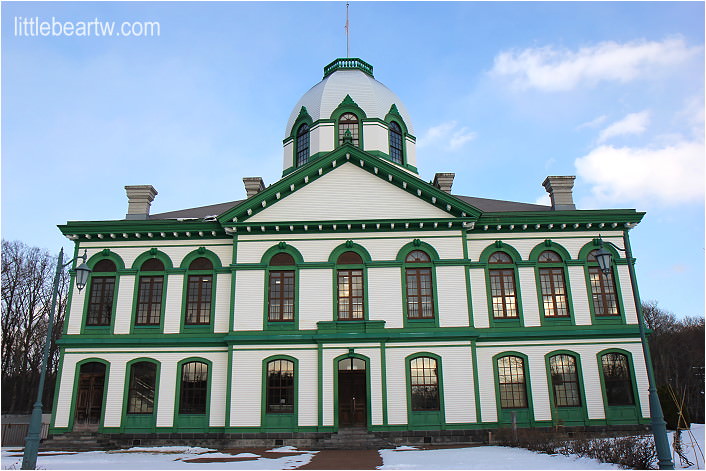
(74, 362, 106, 430)
(338, 357, 367, 427)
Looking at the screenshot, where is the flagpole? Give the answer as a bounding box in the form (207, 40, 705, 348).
(345, 2, 350, 57)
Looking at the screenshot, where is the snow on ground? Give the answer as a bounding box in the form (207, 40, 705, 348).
(1, 424, 703, 470)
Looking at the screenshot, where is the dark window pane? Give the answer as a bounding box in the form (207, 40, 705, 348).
(338, 113, 359, 147)
(185, 275, 212, 325)
(189, 257, 213, 271)
(489, 252, 512, 264)
(270, 252, 295, 266)
(410, 357, 440, 411)
(406, 250, 431, 263)
(589, 267, 619, 316)
(338, 269, 364, 320)
(86, 276, 115, 326)
(136, 276, 163, 325)
(406, 267, 434, 319)
(539, 267, 569, 318)
(538, 251, 562, 263)
(296, 123, 310, 167)
(93, 259, 116, 273)
(489, 269, 518, 318)
(602, 353, 635, 406)
(140, 258, 164, 271)
(337, 251, 363, 265)
(389, 121, 403, 164)
(498, 356, 528, 408)
(179, 361, 208, 414)
(128, 362, 156, 414)
(550, 354, 581, 407)
(269, 271, 295, 322)
(267, 359, 295, 413)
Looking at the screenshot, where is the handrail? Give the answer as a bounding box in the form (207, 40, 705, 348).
(323, 58, 374, 78)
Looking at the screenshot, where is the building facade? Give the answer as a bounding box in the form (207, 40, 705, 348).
(50, 58, 650, 444)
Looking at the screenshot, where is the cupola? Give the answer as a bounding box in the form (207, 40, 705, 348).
(283, 58, 417, 176)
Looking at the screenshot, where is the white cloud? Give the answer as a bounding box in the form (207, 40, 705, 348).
(418, 121, 477, 151)
(576, 115, 607, 130)
(597, 111, 650, 143)
(535, 194, 551, 206)
(490, 37, 699, 91)
(575, 140, 704, 206)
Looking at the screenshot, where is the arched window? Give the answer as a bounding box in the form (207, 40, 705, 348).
(337, 251, 364, 320)
(488, 251, 518, 319)
(389, 121, 403, 164)
(135, 258, 164, 326)
(179, 361, 208, 414)
(268, 253, 295, 322)
(497, 356, 528, 408)
(266, 359, 294, 413)
(127, 361, 157, 414)
(410, 356, 439, 411)
(601, 353, 635, 406)
(405, 250, 434, 319)
(185, 257, 213, 325)
(338, 112, 359, 147)
(86, 259, 117, 326)
(549, 354, 581, 407)
(538, 250, 569, 318)
(587, 249, 619, 317)
(296, 123, 310, 167)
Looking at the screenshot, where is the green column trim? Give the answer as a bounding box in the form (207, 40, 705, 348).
(173, 357, 213, 430)
(65, 358, 111, 433)
(491, 351, 535, 426)
(595, 348, 643, 422)
(120, 358, 161, 433)
(544, 350, 589, 426)
(261, 355, 299, 431)
(405, 352, 446, 429)
(332, 352, 373, 430)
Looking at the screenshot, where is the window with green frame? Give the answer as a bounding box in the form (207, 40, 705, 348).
(135, 258, 164, 326)
(268, 253, 295, 322)
(179, 361, 208, 414)
(549, 354, 581, 407)
(410, 356, 439, 411)
(538, 250, 570, 318)
(488, 252, 518, 319)
(600, 352, 635, 406)
(127, 361, 157, 414)
(388, 121, 403, 164)
(266, 359, 295, 413)
(497, 355, 528, 408)
(337, 251, 364, 320)
(405, 250, 434, 319)
(338, 112, 359, 147)
(587, 249, 619, 317)
(86, 259, 117, 326)
(296, 123, 310, 167)
(185, 257, 213, 325)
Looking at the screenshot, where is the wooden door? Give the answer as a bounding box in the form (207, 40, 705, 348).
(338, 358, 367, 427)
(74, 363, 106, 430)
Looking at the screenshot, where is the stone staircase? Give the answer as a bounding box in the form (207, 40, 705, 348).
(318, 427, 393, 449)
(40, 431, 114, 451)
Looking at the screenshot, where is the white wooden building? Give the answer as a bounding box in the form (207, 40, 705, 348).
(51, 58, 650, 445)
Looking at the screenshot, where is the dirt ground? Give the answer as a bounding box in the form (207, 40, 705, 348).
(297, 449, 383, 470)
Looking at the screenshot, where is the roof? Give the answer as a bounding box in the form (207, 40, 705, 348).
(149, 200, 243, 220)
(284, 66, 415, 137)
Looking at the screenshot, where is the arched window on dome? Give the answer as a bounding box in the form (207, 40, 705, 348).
(296, 123, 310, 167)
(389, 121, 403, 164)
(338, 113, 359, 147)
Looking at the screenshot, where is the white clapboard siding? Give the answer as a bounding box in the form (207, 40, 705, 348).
(363, 122, 388, 154)
(322, 348, 348, 426)
(311, 123, 335, 156)
(163, 275, 184, 334)
(297, 350, 319, 427)
(282, 140, 293, 169)
(627, 344, 650, 418)
(209, 354, 228, 427)
(616, 265, 638, 324)
(53, 355, 79, 427)
(213, 273, 231, 333)
(518, 267, 541, 327)
(66, 288, 87, 334)
(103, 361, 127, 427)
(581, 354, 606, 420)
(567, 266, 591, 325)
(437, 347, 476, 423)
(113, 276, 135, 334)
(233, 270, 264, 331)
(353, 348, 383, 425)
(436, 266, 469, 327)
(383, 348, 408, 425)
(157, 360, 177, 427)
(368, 268, 403, 328)
(231, 350, 263, 426)
(299, 269, 333, 329)
(247, 163, 450, 222)
(470, 268, 489, 328)
(405, 136, 417, 167)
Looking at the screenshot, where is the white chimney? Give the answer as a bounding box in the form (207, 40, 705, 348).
(125, 185, 158, 220)
(243, 177, 265, 198)
(542, 176, 576, 210)
(433, 173, 455, 193)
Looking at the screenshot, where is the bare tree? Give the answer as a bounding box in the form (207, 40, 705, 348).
(1, 240, 69, 413)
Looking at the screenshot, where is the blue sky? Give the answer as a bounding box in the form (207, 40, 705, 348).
(2, 2, 704, 318)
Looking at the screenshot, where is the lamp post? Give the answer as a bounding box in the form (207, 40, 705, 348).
(595, 233, 674, 470)
(21, 248, 91, 470)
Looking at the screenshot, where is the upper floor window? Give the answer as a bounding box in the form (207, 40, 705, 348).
(538, 250, 569, 318)
(587, 250, 619, 317)
(185, 257, 213, 325)
(601, 353, 635, 406)
(549, 354, 581, 407)
(389, 121, 403, 164)
(135, 258, 164, 326)
(405, 250, 434, 319)
(337, 251, 364, 320)
(296, 123, 310, 167)
(179, 361, 208, 414)
(497, 356, 528, 409)
(266, 359, 294, 413)
(488, 252, 518, 319)
(268, 253, 295, 322)
(86, 259, 116, 326)
(127, 361, 157, 414)
(410, 356, 440, 411)
(338, 112, 359, 147)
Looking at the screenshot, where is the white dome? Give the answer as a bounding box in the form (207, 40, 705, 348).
(285, 59, 414, 137)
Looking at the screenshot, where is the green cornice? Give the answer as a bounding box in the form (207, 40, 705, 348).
(470, 210, 645, 233)
(58, 219, 227, 241)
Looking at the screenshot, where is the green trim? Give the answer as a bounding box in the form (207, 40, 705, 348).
(317, 343, 324, 428)
(397, 242, 440, 328)
(130, 249, 174, 270)
(80, 260, 120, 335)
(544, 350, 589, 427)
(225, 347, 233, 428)
(331, 95, 366, 150)
(130, 270, 167, 334)
(528, 241, 576, 327)
(491, 351, 535, 426)
(333, 352, 372, 430)
(381, 340, 388, 426)
(179, 248, 223, 269)
(179, 248, 219, 334)
(462, 230, 475, 327)
(261, 355, 299, 431)
(479, 244, 525, 328)
(405, 352, 445, 428)
(596, 348, 643, 422)
(120, 358, 161, 433)
(49, 349, 66, 429)
(261, 243, 303, 331)
(470, 339, 482, 422)
(579, 241, 627, 325)
(59, 220, 227, 240)
(173, 357, 212, 430)
(289, 107, 314, 168)
(66, 358, 111, 432)
(323, 58, 374, 78)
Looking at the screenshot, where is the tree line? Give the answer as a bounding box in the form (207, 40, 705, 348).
(1, 239, 703, 427)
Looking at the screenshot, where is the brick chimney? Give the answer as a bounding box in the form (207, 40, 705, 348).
(125, 185, 158, 220)
(433, 173, 455, 193)
(542, 176, 576, 210)
(243, 177, 265, 198)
